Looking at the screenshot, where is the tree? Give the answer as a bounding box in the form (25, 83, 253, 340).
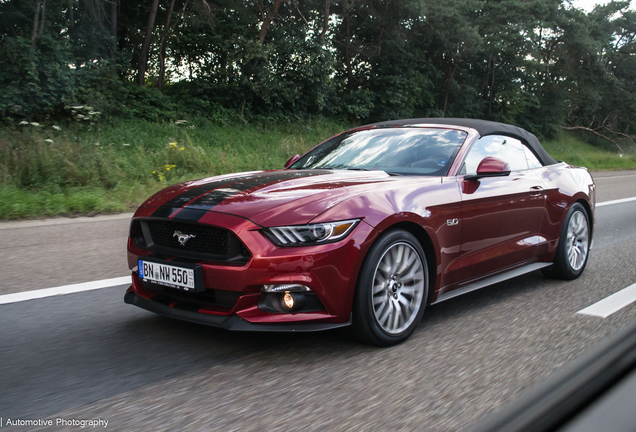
(157, 0, 178, 91)
(137, 0, 160, 86)
(0, 0, 635, 153)
(259, 0, 285, 43)
(109, 0, 117, 58)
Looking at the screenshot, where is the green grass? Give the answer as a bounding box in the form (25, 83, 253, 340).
(0, 120, 634, 220)
(0, 186, 125, 219)
(0, 118, 348, 220)
(543, 132, 635, 170)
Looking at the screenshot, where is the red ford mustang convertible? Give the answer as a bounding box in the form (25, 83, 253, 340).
(125, 118, 595, 345)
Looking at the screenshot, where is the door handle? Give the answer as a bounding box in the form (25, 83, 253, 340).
(529, 186, 543, 196)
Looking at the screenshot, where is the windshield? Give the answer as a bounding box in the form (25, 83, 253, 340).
(291, 127, 467, 176)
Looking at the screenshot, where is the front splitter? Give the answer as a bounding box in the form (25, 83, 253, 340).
(124, 290, 351, 332)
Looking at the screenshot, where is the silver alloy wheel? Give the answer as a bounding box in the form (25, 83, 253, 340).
(566, 210, 589, 271)
(371, 242, 425, 335)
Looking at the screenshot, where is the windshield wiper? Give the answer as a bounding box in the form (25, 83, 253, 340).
(347, 167, 404, 176)
(316, 166, 369, 171)
(320, 166, 401, 175)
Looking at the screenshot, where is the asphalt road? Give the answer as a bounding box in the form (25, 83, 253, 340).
(0, 171, 635, 431)
(0, 213, 132, 296)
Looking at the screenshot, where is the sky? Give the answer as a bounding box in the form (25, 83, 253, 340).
(571, 0, 634, 11)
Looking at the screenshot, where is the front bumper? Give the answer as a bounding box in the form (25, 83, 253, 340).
(124, 290, 352, 332)
(125, 209, 376, 330)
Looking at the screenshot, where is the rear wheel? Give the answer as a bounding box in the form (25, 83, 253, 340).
(352, 229, 428, 346)
(542, 202, 590, 280)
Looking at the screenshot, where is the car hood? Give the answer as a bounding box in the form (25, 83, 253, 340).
(140, 169, 441, 226)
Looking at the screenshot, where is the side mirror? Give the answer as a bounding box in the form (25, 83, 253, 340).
(284, 154, 300, 169)
(465, 156, 511, 181)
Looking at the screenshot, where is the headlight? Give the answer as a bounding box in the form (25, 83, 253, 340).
(262, 219, 360, 246)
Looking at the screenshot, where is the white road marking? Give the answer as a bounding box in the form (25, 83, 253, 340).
(0, 276, 131, 305)
(594, 173, 636, 179)
(1, 194, 634, 306)
(596, 197, 636, 207)
(577, 283, 636, 318)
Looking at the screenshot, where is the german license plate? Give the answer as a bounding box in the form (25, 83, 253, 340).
(138, 259, 196, 291)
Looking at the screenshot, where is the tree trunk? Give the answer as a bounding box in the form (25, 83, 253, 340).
(443, 63, 457, 116)
(38, 0, 46, 38)
(109, 0, 117, 58)
(31, 0, 41, 47)
(158, 0, 177, 92)
(488, 53, 495, 116)
(480, 51, 492, 96)
(259, 0, 284, 43)
(319, 0, 330, 40)
(344, 7, 355, 90)
(68, 0, 74, 29)
(561, 126, 625, 153)
(137, 0, 160, 86)
(376, 0, 388, 56)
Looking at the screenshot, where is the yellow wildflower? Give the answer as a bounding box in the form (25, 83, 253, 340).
(169, 142, 177, 148)
(179, 147, 185, 151)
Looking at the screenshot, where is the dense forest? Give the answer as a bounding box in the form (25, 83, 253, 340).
(1, 0, 636, 145)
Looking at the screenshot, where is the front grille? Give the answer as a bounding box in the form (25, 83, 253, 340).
(147, 220, 228, 255)
(133, 219, 251, 264)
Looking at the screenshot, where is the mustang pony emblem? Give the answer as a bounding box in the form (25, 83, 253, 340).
(173, 231, 196, 246)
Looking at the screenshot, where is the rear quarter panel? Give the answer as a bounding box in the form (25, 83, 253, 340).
(538, 163, 596, 258)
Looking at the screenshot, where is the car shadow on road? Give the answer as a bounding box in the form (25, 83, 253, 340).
(419, 270, 563, 330)
(124, 268, 563, 359)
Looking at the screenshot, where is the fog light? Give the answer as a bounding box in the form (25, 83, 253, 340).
(262, 284, 311, 293)
(258, 291, 313, 314)
(283, 292, 295, 309)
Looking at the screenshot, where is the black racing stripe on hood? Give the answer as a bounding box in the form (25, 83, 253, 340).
(151, 172, 274, 218)
(169, 170, 328, 222)
(166, 208, 208, 222)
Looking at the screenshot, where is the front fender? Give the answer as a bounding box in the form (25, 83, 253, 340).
(310, 179, 463, 293)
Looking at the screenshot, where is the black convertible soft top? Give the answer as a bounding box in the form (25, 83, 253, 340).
(368, 118, 558, 166)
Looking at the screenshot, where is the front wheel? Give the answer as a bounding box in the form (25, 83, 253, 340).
(543, 202, 590, 280)
(352, 229, 428, 346)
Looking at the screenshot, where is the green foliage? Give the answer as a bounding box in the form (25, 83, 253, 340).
(0, 119, 633, 220)
(336, 89, 376, 120)
(0, 186, 127, 220)
(2, 0, 636, 149)
(543, 132, 636, 170)
(3, 0, 636, 222)
(0, 117, 348, 219)
(0, 35, 75, 119)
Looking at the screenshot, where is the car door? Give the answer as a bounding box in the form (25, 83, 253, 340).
(456, 135, 547, 282)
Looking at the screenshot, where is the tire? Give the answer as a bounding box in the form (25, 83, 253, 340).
(352, 229, 428, 346)
(542, 202, 590, 280)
